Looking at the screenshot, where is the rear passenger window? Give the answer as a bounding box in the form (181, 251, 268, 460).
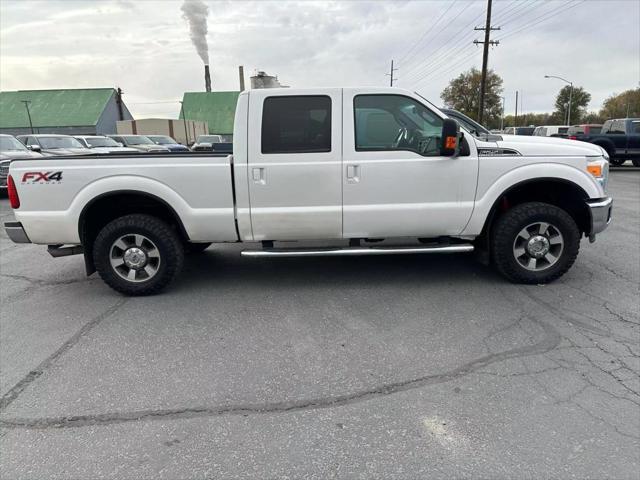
(261, 96, 331, 154)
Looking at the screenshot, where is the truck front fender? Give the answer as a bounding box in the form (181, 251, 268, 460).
(461, 161, 603, 236)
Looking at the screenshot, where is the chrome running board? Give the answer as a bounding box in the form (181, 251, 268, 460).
(241, 244, 474, 258)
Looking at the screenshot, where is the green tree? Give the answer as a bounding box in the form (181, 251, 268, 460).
(554, 85, 590, 124)
(599, 88, 640, 119)
(440, 68, 504, 128)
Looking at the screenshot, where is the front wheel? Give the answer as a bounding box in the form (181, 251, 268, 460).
(491, 202, 580, 284)
(93, 214, 184, 295)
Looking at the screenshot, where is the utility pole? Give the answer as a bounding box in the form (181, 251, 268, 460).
(180, 101, 190, 146)
(21, 100, 34, 133)
(514, 91, 518, 127)
(500, 96, 505, 131)
(474, 0, 500, 124)
(386, 60, 398, 86)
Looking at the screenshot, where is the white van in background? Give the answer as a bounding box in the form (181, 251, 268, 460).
(533, 125, 569, 137)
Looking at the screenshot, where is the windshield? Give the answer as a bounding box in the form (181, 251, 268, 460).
(123, 136, 154, 145)
(444, 111, 490, 136)
(38, 136, 84, 149)
(0, 136, 28, 151)
(148, 136, 176, 145)
(196, 135, 222, 143)
(85, 137, 120, 147)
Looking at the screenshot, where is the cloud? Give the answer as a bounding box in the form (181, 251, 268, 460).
(1, 0, 638, 118)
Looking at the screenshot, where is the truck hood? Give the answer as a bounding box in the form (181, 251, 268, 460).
(486, 134, 606, 157)
(0, 150, 43, 160)
(132, 144, 170, 152)
(43, 148, 91, 156)
(89, 146, 140, 154)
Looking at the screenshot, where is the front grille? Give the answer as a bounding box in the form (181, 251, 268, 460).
(0, 165, 9, 179)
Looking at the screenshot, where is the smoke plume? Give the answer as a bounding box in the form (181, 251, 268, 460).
(181, 0, 209, 64)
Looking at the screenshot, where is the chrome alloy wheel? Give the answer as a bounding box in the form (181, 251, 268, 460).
(109, 234, 161, 282)
(512, 222, 564, 271)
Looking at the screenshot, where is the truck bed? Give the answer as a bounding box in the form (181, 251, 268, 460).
(9, 152, 238, 244)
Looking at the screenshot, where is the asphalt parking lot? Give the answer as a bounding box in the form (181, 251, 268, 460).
(0, 171, 638, 479)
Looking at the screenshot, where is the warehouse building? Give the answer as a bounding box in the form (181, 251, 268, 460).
(180, 91, 240, 142)
(0, 88, 133, 136)
(116, 118, 209, 145)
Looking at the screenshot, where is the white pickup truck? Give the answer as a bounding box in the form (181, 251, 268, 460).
(4, 87, 612, 295)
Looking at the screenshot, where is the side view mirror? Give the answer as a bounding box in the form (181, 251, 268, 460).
(440, 118, 460, 156)
(29, 145, 42, 152)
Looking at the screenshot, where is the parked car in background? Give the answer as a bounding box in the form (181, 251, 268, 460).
(1, 134, 44, 190)
(16, 134, 90, 156)
(107, 135, 170, 153)
(191, 134, 224, 151)
(503, 126, 536, 136)
(568, 118, 640, 166)
(533, 125, 569, 137)
(146, 135, 190, 152)
(567, 124, 602, 138)
(74, 135, 140, 154)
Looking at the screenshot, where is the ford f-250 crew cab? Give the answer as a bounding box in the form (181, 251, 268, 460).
(4, 87, 612, 295)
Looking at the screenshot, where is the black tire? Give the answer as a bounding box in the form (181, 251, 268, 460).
(631, 158, 640, 167)
(185, 242, 212, 254)
(491, 202, 580, 284)
(598, 144, 624, 166)
(93, 214, 184, 295)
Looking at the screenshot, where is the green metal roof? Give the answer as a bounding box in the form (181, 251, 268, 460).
(180, 91, 240, 134)
(0, 88, 115, 128)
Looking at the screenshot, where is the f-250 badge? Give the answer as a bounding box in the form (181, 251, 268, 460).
(22, 171, 63, 184)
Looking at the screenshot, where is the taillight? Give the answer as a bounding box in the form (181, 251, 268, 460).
(568, 136, 577, 140)
(7, 175, 20, 209)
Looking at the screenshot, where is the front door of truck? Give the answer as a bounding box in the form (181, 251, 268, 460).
(341, 90, 478, 238)
(247, 90, 342, 240)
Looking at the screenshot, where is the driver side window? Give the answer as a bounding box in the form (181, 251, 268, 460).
(354, 94, 443, 156)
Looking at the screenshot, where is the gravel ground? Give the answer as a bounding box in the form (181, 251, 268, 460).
(0, 172, 638, 479)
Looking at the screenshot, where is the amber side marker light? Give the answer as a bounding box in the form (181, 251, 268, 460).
(7, 175, 20, 209)
(587, 164, 603, 177)
(445, 136, 457, 149)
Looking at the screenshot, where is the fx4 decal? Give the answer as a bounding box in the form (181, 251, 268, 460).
(22, 171, 63, 183)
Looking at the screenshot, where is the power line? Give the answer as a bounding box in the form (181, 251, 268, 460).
(401, 1, 479, 78)
(496, 0, 585, 42)
(409, 1, 539, 83)
(401, 5, 486, 83)
(396, 0, 459, 66)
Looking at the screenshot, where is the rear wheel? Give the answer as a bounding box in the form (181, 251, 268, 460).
(93, 214, 184, 295)
(491, 202, 580, 284)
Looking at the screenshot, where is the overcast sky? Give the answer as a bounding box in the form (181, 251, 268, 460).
(1, 0, 638, 118)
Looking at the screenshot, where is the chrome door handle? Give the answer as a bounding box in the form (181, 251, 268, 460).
(252, 167, 265, 184)
(346, 164, 360, 183)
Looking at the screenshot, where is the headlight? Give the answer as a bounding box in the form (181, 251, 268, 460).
(587, 158, 608, 192)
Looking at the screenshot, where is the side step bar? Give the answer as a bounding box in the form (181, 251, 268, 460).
(241, 244, 474, 258)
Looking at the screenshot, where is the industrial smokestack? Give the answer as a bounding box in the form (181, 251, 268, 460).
(238, 65, 245, 92)
(204, 65, 212, 92)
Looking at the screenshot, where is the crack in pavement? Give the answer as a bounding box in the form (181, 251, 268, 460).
(0, 298, 129, 412)
(0, 309, 562, 430)
(0, 273, 98, 302)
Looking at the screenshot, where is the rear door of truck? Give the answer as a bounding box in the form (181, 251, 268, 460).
(246, 89, 342, 240)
